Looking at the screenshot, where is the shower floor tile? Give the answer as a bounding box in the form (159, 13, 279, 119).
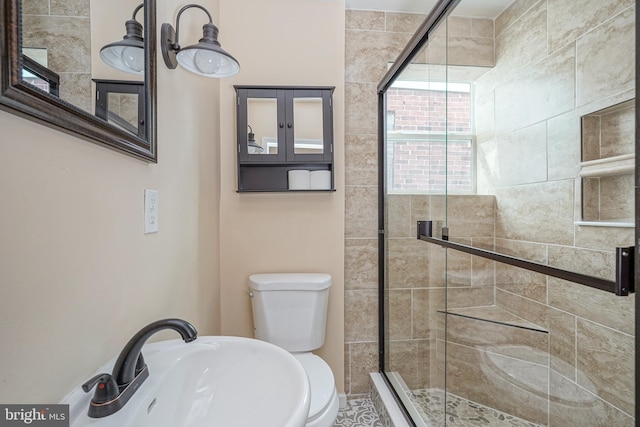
(410, 389, 543, 427)
(333, 397, 383, 427)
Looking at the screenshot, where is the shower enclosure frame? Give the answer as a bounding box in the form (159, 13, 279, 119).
(376, 0, 640, 424)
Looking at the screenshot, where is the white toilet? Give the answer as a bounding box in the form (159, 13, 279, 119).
(249, 273, 339, 427)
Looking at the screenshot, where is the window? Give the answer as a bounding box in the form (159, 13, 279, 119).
(386, 81, 475, 194)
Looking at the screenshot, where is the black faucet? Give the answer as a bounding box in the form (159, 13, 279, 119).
(82, 318, 197, 418)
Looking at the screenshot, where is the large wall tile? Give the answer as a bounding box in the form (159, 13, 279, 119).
(547, 110, 582, 181)
(475, 90, 495, 145)
(495, 180, 575, 245)
(446, 195, 495, 238)
(387, 195, 411, 237)
(547, 245, 615, 281)
(546, 307, 578, 380)
(576, 319, 634, 416)
(448, 36, 494, 67)
(494, 0, 547, 80)
(345, 134, 378, 186)
(22, 16, 92, 73)
(59, 73, 91, 113)
(345, 30, 412, 83)
(449, 16, 494, 38)
(412, 288, 443, 339)
(22, 0, 48, 14)
(51, 0, 90, 16)
(470, 239, 495, 287)
(495, 0, 542, 37)
(548, 278, 634, 335)
(345, 289, 378, 342)
(387, 339, 431, 390)
(447, 16, 472, 36)
(388, 289, 412, 340)
(576, 6, 635, 106)
(471, 19, 494, 38)
(477, 122, 547, 188)
(446, 286, 494, 309)
(494, 44, 575, 135)
(423, 34, 446, 66)
(548, 0, 634, 53)
(344, 345, 351, 394)
(494, 238, 547, 263)
(345, 238, 378, 290)
(345, 82, 378, 135)
(345, 185, 378, 238)
(345, 10, 385, 31)
(387, 238, 429, 288)
(550, 371, 634, 426)
(348, 342, 379, 395)
(492, 240, 548, 300)
(496, 264, 547, 304)
(385, 12, 426, 34)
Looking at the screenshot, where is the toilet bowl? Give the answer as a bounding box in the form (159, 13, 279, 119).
(248, 273, 339, 427)
(295, 353, 339, 427)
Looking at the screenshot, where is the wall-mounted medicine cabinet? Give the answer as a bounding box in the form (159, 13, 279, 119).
(235, 85, 335, 192)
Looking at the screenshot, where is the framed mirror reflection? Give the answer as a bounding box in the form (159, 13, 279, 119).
(0, 0, 157, 161)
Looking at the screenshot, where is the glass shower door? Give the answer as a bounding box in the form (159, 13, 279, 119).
(382, 14, 450, 426)
(381, 0, 636, 425)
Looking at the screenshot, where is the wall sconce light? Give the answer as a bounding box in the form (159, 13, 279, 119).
(161, 4, 240, 78)
(247, 125, 263, 153)
(100, 4, 145, 75)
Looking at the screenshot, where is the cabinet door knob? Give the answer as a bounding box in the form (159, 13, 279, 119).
(279, 122, 284, 128)
(287, 123, 292, 128)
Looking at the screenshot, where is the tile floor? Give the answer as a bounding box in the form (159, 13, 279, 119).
(333, 398, 383, 427)
(410, 389, 542, 427)
(334, 390, 541, 427)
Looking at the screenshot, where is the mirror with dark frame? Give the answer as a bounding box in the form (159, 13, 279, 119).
(0, 0, 157, 162)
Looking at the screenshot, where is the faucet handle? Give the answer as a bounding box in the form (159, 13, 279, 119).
(82, 373, 119, 404)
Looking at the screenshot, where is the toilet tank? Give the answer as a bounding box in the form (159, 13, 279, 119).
(249, 273, 331, 352)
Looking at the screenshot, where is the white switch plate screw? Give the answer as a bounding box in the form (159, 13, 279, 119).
(144, 189, 159, 234)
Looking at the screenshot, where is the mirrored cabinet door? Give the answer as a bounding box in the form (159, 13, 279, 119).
(236, 88, 286, 162)
(286, 89, 332, 162)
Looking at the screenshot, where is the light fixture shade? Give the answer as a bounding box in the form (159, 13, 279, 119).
(247, 126, 263, 153)
(100, 17, 145, 75)
(175, 23, 239, 78)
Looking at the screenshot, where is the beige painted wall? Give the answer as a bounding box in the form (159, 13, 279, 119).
(0, 0, 221, 403)
(218, 0, 346, 393)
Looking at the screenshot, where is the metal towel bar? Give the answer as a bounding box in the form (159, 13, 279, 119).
(417, 220, 634, 297)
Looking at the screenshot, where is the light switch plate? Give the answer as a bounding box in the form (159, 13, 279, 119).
(144, 189, 159, 234)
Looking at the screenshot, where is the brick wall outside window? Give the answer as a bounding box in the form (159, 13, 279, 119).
(387, 87, 473, 193)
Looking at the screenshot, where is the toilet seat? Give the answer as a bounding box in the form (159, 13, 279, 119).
(294, 353, 339, 427)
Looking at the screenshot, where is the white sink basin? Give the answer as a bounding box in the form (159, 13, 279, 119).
(63, 336, 311, 427)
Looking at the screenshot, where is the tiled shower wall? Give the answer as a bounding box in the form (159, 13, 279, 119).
(474, 0, 636, 424)
(21, 0, 93, 112)
(346, 1, 636, 424)
(343, 9, 496, 396)
(344, 10, 421, 396)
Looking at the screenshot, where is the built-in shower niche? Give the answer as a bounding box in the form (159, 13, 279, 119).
(579, 99, 635, 227)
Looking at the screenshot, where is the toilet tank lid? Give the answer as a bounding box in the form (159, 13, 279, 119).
(249, 273, 332, 291)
